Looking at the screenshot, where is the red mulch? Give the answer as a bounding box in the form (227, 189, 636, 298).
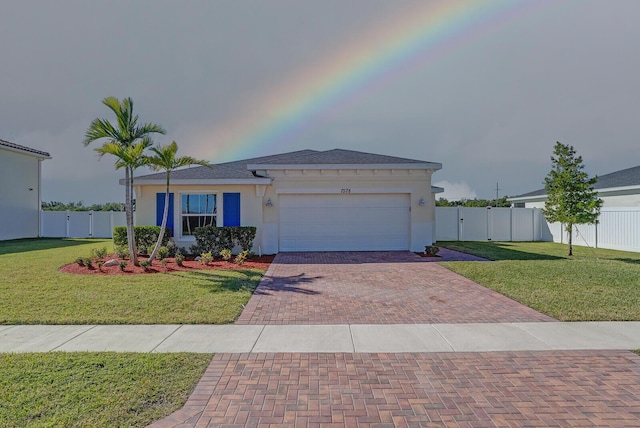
(59, 255, 275, 275)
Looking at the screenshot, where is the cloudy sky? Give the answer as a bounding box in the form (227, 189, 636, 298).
(2, 0, 639, 203)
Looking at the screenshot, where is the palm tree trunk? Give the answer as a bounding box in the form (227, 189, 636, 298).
(567, 223, 573, 256)
(149, 173, 170, 262)
(125, 166, 139, 265)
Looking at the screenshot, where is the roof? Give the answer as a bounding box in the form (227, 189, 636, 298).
(134, 149, 441, 183)
(0, 138, 51, 159)
(511, 165, 640, 200)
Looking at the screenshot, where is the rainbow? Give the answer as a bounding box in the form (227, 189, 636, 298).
(200, 0, 536, 162)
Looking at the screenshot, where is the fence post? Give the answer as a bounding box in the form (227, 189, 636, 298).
(89, 211, 93, 238)
(66, 211, 70, 238)
(110, 211, 114, 238)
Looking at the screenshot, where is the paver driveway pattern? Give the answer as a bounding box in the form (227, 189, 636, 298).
(236, 252, 554, 325)
(150, 350, 640, 427)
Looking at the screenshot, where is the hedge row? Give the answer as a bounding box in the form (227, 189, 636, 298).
(191, 226, 257, 255)
(113, 226, 172, 251)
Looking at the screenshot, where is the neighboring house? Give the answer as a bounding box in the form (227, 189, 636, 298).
(132, 149, 442, 253)
(0, 139, 51, 240)
(509, 165, 640, 208)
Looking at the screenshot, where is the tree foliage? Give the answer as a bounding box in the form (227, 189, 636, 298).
(542, 142, 602, 255)
(436, 197, 511, 207)
(41, 201, 125, 211)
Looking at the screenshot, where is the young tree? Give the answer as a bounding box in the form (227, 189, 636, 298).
(83, 97, 165, 265)
(145, 141, 210, 263)
(542, 142, 602, 256)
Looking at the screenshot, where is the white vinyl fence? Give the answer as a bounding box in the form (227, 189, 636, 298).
(436, 206, 640, 253)
(436, 207, 550, 242)
(41, 211, 126, 238)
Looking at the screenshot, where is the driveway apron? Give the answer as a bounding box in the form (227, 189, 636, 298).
(151, 251, 640, 427)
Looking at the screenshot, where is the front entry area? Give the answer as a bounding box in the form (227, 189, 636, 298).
(278, 193, 410, 252)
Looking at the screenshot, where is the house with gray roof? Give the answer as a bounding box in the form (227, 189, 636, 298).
(133, 148, 442, 253)
(509, 165, 640, 208)
(0, 139, 51, 240)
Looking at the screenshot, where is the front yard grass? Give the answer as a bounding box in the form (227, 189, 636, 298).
(0, 238, 265, 324)
(0, 352, 212, 427)
(438, 241, 640, 321)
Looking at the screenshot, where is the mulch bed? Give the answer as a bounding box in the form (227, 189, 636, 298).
(59, 255, 275, 275)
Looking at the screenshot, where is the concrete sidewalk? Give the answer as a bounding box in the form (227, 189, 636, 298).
(2, 321, 640, 353)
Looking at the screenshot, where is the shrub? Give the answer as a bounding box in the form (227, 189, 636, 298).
(97, 260, 105, 270)
(118, 260, 127, 271)
(161, 258, 168, 268)
(75, 257, 85, 267)
(114, 245, 129, 259)
(219, 249, 232, 261)
(140, 260, 152, 271)
(113, 226, 171, 253)
(424, 245, 440, 256)
(235, 250, 249, 265)
(166, 240, 178, 257)
(90, 247, 108, 259)
(157, 246, 170, 260)
(175, 253, 185, 267)
(200, 252, 213, 265)
(232, 226, 257, 252)
(85, 259, 94, 269)
(192, 226, 256, 255)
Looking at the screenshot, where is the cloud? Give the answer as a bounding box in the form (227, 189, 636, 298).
(433, 181, 478, 201)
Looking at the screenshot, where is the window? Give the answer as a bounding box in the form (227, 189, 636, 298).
(181, 194, 217, 236)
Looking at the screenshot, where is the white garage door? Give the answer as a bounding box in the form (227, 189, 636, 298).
(279, 194, 410, 251)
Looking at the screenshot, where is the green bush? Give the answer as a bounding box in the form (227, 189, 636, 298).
(234, 250, 248, 265)
(139, 260, 151, 271)
(90, 247, 108, 259)
(113, 226, 171, 253)
(175, 253, 185, 267)
(192, 226, 256, 255)
(157, 246, 170, 260)
(200, 252, 213, 265)
(424, 245, 440, 256)
(114, 245, 129, 259)
(219, 249, 232, 261)
(118, 260, 127, 271)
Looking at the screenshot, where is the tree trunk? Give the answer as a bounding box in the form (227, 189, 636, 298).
(125, 167, 139, 266)
(567, 223, 573, 256)
(148, 173, 170, 263)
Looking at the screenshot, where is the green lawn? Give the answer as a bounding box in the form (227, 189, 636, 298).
(438, 241, 640, 321)
(0, 238, 265, 324)
(0, 352, 212, 427)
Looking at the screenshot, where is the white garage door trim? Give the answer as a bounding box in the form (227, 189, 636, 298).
(279, 193, 410, 252)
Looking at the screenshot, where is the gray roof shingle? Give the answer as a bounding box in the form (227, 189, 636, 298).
(136, 149, 439, 181)
(0, 138, 51, 158)
(512, 165, 640, 198)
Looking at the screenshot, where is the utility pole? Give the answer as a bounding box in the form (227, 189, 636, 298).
(495, 182, 500, 206)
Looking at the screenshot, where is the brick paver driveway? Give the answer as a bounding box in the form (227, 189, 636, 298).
(236, 251, 554, 324)
(152, 252, 640, 427)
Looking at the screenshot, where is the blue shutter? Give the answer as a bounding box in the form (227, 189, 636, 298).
(156, 193, 174, 234)
(223, 193, 241, 226)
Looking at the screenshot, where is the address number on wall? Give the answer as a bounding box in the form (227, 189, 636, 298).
(340, 188, 351, 194)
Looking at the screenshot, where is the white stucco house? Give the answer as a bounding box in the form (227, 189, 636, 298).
(509, 165, 640, 208)
(132, 149, 442, 253)
(0, 139, 51, 240)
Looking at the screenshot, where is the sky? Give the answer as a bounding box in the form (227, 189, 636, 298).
(1, 0, 639, 204)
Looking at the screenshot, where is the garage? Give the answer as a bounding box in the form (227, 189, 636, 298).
(279, 193, 410, 251)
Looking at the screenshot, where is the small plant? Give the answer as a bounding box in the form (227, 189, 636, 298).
(166, 240, 178, 257)
(97, 260, 105, 271)
(140, 260, 152, 271)
(200, 252, 213, 265)
(75, 257, 86, 267)
(85, 258, 94, 269)
(118, 260, 127, 271)
(424, 245, 440, 256)
(235, 250, 249, 265)
(91, 247, 108, 259)
(115, 245, 129, 260)
(220, 248, 232, 261)
(175, 253, 185, 267)
(161, 259, 168, 268)
(157, 246, 170, 260)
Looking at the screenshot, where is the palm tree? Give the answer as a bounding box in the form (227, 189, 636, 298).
(83, 97, 165, 266)
(145, 141, 210, 262)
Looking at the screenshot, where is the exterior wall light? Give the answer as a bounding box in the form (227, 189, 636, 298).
(419, 198, 426, 206)
(265, 198, 273, 207)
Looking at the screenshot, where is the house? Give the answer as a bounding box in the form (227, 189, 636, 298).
(132, 149, 442, 253)
(0, 139, 51, 240)
(509, 165, 640, 208)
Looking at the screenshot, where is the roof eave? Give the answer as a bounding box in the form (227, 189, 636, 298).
(247, 162, 443, 171)
(126, 178, 273, 186)
(0, 145, 51, 159)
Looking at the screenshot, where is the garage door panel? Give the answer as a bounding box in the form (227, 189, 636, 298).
(279, 194, 410, 251)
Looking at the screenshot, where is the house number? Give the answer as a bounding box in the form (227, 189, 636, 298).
(340, 188, 351, 194)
